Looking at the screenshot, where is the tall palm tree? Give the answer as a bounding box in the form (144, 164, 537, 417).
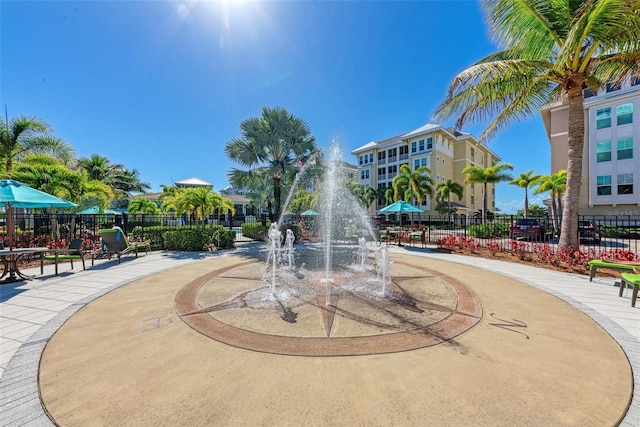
(392, 164, 434, 225)
(462, 163, 513, 223)
(434, 0, 640, 248)
(392, 164, 434, 204)
(533, 170, 567, 229)
(0, 115, 75, 176)
(225, 106, 317, 222)
(436, 179, 464, 224)
(509, 170, 542, 218)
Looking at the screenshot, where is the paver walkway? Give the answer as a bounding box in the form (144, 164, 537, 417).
(0, 243, 638, 426)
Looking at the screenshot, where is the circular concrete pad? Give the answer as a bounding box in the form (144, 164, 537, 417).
(175, 258, 482, 356)
(39, 253, 633, 426)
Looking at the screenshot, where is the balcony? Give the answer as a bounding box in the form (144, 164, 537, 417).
(388, 156, 398, 163)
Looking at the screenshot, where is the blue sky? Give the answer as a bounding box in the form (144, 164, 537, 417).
(1, 0, 551, 214)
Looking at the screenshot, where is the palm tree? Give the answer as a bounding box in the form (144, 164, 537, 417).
(436, 179, 464, 224)
(509, 170, 542, 218)
(363, 186, 377, 211)
(0, 115, 75, 176)
(128, 198, 160, 216)
(434, 0, 640, 248)
(162, 187, 235, 223)
(533, 170, 567, 229)
(77, 154, 150, 203)
(462, 163, 513, 223)
(12, 154, 113, 240)
(225, 107, 317, 222)
(392, 164, 434, 225)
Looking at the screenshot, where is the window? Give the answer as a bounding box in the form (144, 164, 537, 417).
(378, 151, 386, 160)
(360, 170, 369, 180)
(617, 138, 633, 160)
(413, 157, 428, 170)
(369, 153, 373, 163)
(377, 167, 385, 177)
(419, 139, 425, 151)
(399, 146, 408, 156)
(584, 89, 598, 98)
(411, 142, 416, 153)
(470, 148, 475, 162)
(632, 75, 640, 86)
(596, 108, 611, 129)
(436, 156, 440, 162)
(597, 175, 612, 195)
(596, 141, 611, 162)
(606, 82, 621, 92)
(616, 103, 633, 126)
(426, 137, 433, 150)
(618, 174, 633, 195)
(359, 155, 363, 165)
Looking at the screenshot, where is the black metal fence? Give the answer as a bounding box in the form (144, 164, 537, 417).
(2, 211, 638, 257)
(0, 212, 261, 248)
(378, 214, 640, 257)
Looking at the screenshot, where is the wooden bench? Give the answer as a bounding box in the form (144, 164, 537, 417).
(619, 273, 640, 307)
(588, 259, 639, 281)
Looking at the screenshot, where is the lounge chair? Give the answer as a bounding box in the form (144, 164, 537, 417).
(41, 238, 85, 276)
(91, 228, 151, 265)
(620, 267, 640, 308)
(588, 259, 639, 281)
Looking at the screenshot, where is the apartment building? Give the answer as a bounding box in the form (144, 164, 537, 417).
(541, 78, 640, 216)
(351, 123, 500, 215)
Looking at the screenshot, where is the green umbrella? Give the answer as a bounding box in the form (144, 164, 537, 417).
(0, 179, 77, 249)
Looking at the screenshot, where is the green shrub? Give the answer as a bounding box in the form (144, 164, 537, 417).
(132, 224, 235, 250)
(242, 222, 266, 240)
(126, 220, 161, 234)
(469, 223, 508, 238)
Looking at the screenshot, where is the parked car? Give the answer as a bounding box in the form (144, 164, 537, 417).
(556, 220, 602, 244)
(578, 220, 601, 243)
(509, 218, 546, 241)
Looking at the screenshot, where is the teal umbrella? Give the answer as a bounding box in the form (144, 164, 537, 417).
(378, 200, 424, 213)
(78, 206, 122, 215)
(301, 209, 319, 216)
(378, 200, 424, 229)
(0, 179, 77, 249)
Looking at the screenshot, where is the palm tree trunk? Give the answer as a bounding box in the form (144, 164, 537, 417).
(559, 87, 583, 249)
(483, 182, 488, 224)
(273, 177, 282, 222)
(524, 189, 529, 218)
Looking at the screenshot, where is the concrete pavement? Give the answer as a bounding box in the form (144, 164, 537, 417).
(0, 243, 638, 426)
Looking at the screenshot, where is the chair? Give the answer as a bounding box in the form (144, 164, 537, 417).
(620, 267, 640, 308)
(588, 259, 638, 281)
(91, 228, 151, 265)
(41, 238, 85, 276)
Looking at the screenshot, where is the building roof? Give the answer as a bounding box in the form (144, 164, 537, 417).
(175, 177, 213, 187)
(225, 194, 250, 204)
(401, 123, 441, 139)
(351, 134, 405, 154)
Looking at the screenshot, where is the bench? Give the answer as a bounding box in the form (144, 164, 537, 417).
(588, 259, 639, 281)
(619, 273, 640, 307)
